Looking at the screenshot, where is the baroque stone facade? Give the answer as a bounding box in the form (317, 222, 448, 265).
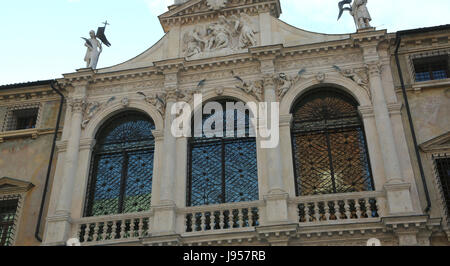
(1, 0, 449, 246)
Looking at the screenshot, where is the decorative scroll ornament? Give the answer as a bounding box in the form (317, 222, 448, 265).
(182, 14, 257, 59)
(206, 0, 228, 10)
(334, 65, 371, 98)
(81, 96, 116, 128)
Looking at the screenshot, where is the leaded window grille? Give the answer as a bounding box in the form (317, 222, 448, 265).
(291, 89, 374, 196)
(187, 99, 259, 207)
(0, 195, 20, 246)
(413, 55, 449, 82)
(434, 155, 450, 215)
(2, 104, 41, 132)
(84, 111, 156, 217)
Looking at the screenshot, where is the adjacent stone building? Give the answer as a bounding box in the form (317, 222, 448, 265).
(1, 0, 449, 246)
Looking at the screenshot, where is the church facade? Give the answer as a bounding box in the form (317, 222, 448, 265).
(1, 0, 449, 246)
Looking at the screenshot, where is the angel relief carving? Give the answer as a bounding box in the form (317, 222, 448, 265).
(183, 14, 258, 59)
(334, 65, 371, 98)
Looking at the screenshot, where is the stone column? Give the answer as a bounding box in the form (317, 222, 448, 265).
(365, 61, 414, 214)
(263, 75, 284, 194)
(70, 138, 96, 219)
(150, 73, 179, 237)
(259, 65, 290, 225)
(43, 97, 86, 245)
(150, 130, 164, 206)
(279, 114, 296, 198)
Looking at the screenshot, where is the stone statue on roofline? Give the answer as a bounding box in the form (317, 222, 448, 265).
(81, 21, 111, 69)
(338, 0, 372, 30)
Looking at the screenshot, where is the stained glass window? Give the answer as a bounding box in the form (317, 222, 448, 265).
(85, 111, 155, 217)
(291, 89, 374, 196)
(187, 99, 259, 206)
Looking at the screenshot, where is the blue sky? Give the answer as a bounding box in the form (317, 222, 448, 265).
(0, 0, 449, 86)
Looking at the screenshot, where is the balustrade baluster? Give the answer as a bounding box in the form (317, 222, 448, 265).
(120, 219, 126, 239)
(334, 200, 342, 221)
(314, 202, 321, 222)
(249, 208, 255, 226)
(111, 221, 117, 239)
(77, 225, 83, 243)
(355, 199, 362, 219)
(201, 213, 206, 231)
(239, 209, 245, 228)
(365, 198, 372, 218)
(345, 200, 352, 220)
(137, 218, 143, 237)
(93, 222, 100, 242)
(219, 211, 225, 229)
(324, 202, 331, 221)
(84, 223, 91, 242)
(305, 203, 311, 222)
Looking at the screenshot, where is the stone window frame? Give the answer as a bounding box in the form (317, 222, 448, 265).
(407, 48, 450, 84)
(432, 153, 450, 227)
(0, 193, 25, 246)
(1, 103, 43, 132)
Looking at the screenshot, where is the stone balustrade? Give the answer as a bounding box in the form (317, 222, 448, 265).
(289, 191, 385, 225)
(179, 201, 264, 234)
(72, 211, 153, 245)
(71, 191, 387, 245)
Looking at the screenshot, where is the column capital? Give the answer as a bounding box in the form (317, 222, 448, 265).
(68, 97, 87, 114)
(365, 62, 383, 77)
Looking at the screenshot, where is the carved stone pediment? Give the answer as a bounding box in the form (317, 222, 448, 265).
(159, 0, 281, 32)
(420, 131, 450, 153)
(0, 177, 34, 194)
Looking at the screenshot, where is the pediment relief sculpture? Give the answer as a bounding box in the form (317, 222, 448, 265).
(183, 14, 258, 60)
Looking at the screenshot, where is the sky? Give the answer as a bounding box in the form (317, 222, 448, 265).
(0, 0, 449, 86)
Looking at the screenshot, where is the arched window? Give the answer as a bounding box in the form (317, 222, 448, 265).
(84, 111, 156, 217)
(187, 99, 258, 206)
(291, 89, 374, 196)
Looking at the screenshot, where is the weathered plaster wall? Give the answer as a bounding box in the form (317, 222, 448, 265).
(0, 98, 63, 246)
